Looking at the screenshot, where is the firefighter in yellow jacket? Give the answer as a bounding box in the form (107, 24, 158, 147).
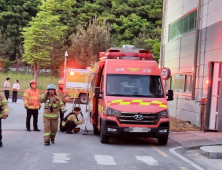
(56, 80, 70, 132)
(0, 92, 9, 147)
(39, 84, 65, 146)
(23, 80, 41, 131)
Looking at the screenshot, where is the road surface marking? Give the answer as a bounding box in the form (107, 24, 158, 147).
(180, 167, 189, 170)
(169, 147, 205, 170)
(150, 145, 168, 157)
(135, 156, 158, 166)
(94, 155, 117, 165)
(52, 153, 71, 163)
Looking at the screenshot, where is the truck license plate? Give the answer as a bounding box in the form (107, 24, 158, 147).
(124, 127, 151, 133)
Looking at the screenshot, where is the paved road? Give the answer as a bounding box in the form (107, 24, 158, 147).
(0, 99, 206, 170)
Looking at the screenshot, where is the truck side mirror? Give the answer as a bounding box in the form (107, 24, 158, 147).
(166, 90, 174, 101)
(94, 87, 103, 99)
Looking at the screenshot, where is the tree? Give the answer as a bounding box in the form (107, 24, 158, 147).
(69, 17, 111, 68)
(0, 0, 41, 64)
(22, 0, 68, 80)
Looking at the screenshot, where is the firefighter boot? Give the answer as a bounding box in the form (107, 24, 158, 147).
(51, 138, 55, 144)
(0, 141, 2, 147)
(45, 141, 50, 146)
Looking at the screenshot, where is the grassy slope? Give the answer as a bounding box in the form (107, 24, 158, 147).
(0, 73, 60, 97)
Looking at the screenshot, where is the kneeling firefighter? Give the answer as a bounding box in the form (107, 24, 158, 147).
(38, 84, 65, 146)
(61, 107, 84, 134)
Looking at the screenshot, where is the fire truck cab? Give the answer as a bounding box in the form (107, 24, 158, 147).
(89, 45, 174, 145)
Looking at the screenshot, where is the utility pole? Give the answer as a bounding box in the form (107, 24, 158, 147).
(64, 51, 68, 87)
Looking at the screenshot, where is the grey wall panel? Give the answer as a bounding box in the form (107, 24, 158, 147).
(165, 39, 181, 52)
(201, 3, 208, 17)
(203, 65, 208, 77)
(206, 21, 222, 39)
(181, 33, 195, 47)
(197, 77, 203, 89)
(198, 41, 206, 53)
(177, 99, 199, 112)
(167, 96, 177, 108)
(180, 44, 194, 57)
(180, 55, 194, 68)
(201, 0, 209, 6)
(165, 59, 180, 69)
(164, 49, 180, 61)
(184, 0, 194, 6)
(197, 53, 205, 66)
(168, 107, 177, 117)
(205, 48, 222, 63)
(195, 89, 202, 101)
(183, 0, 197, 15)
(206, 34, 222, 51)
(208, 0, 222, 14)
(197, 65, 204, 77)
(199, 28, 207, 41)
(176, 109, 200, 126)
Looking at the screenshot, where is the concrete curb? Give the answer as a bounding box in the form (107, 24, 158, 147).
(200, 146, 222, 159)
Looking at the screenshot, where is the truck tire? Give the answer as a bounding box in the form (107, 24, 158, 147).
(93, 125, 100, 135)
(158, 137, 168, 145)
(79, 94, 87, 104)
(100, 123, 109, 144)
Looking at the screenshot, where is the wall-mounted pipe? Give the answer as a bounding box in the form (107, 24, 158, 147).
(160, 0, 166, 69)
(192, 0, 201, 100)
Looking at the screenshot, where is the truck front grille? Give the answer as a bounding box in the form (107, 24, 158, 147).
(118, 112, 158, 125)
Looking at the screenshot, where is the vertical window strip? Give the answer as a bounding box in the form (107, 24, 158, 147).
(169, 10, 197, 41)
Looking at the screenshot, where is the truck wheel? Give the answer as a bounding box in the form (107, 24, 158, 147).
(93, 125, 100, 135)
(158, 137, 168, 145)
(79, 94, 87, 104)
(100, 123, 109, 144)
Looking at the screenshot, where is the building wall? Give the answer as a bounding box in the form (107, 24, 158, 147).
(162, 0, 222, 126)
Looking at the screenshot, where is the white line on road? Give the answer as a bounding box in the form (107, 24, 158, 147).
(94, 155, 117, 165)
(52, 153, 71, 163)
(135, 156, 158, 166)
(169, 147, 205, 170)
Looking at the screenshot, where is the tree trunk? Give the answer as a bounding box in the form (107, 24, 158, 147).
(16, 57, 21, 72)
(33, 63, 40, 81)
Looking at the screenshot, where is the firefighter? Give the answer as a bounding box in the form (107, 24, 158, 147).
(39, 84, 65, 146)
(0, 92, 9, 147)
(23, 80, 41, 131)
(56, 80, 70, 132)
(61, 107, 84, 134)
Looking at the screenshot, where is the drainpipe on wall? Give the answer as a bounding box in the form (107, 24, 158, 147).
(160, 0, 166, 69)
(192, 0, 201, 100)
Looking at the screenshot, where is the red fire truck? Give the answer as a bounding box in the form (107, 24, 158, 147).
(89, 45, 173, 144)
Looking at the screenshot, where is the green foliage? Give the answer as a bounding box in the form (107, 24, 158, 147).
(0, 58, 13, 73)
(69, 17, 111, 67)
(145, 39, 160, 62)
(0, 0, 41, 60)
(22, 0, 69, 80)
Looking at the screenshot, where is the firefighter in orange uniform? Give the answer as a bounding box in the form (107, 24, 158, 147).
(23, 80, 41, 131)
(56, 80, 70, 132)
(0, 92, 9, 147)
(39, 84, 65, 146)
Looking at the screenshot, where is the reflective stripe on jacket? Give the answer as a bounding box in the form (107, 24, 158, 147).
(0, 92, 9, 118)
(23, 88, 41, 109)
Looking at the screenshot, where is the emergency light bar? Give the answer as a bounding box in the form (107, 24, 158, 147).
(99, 52, 154, 61)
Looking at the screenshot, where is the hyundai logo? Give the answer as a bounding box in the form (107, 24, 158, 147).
(134, 114, 144, 120)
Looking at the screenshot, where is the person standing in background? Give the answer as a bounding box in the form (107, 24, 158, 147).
(23, 80, 41, 131)
(4, 78, 10, 101)
(12, 80, 20, 103)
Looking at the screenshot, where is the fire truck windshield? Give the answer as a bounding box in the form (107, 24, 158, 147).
(106, 74, 164, 98)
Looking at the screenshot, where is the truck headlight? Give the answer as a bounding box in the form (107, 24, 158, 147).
(158, 110, 168, 118)
(105, 107, 121, 117)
